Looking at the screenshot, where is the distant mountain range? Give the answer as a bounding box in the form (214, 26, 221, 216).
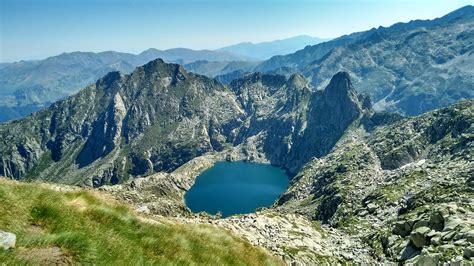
(0, 6, 473, 121)
(217, 35, 329, 60)
(0, 36, 326, 122)
(254, 5, 474, 115)
(0, 48, 255, 122)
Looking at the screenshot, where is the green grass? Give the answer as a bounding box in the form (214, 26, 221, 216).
(0, 178, 281, 265)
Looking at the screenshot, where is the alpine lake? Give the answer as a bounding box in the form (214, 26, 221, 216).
(185, 161, 290, 218)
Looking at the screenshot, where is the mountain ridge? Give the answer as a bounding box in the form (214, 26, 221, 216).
(218, 35, 329, 60)
(0, 59, 369, 187)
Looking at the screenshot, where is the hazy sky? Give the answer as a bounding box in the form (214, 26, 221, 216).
(1, 0, 472, 62)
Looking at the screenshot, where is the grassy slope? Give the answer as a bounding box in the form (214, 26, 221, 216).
(0, 178, 280, 265)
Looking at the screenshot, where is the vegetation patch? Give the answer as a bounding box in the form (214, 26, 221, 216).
(0, 178, 280, 265)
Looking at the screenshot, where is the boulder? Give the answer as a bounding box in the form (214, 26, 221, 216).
(461, 230, 474, 244)
(413, 219, 429, 230)
(428, 211, 444, 231)
(137, 205, 151, 215)
(464, 246, 474, 259)
(439, 244, 455, 253)
(443, 217, 462, 231)
(0, 231, 16, 250)
(393, 220, 413, 237)
(410, 226, 431, 248)
(415, 253, 441, 266)
(367, 203, 378, 214)
(398, 244, 419, 261)
(441, 231, 457, 241)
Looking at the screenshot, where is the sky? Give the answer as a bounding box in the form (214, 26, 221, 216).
(0, 0, 472, 62)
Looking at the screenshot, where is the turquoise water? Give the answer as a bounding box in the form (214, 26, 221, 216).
(184, 161, 290, 218)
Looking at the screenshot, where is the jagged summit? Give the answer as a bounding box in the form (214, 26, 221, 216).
(324, 72, 353, 93)
(232, 72, 287, 88)
(286, 73, 308, 89)
(0, 61, 372, 185)
(323, 71, 358, 105)
(139, 58, 188, 78)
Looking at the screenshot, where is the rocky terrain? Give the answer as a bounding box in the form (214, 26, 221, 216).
(0, 59, 370, 187)
(0, 59, 246, 185)
(99, 98, 473, 264)
(0, 53, 472, 264)
(255, 5, 474, 115)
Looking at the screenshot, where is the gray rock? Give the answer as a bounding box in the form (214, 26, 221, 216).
(137, 205, 151, 215)
(394, 220, 413, 237)
(463, 246, 474, 259)
(411, 226, 431, 248)
(461, 230, 474, 244)
(428, 211, 445, 231)
(367, 203, 378, 214)
(398, 244, 420, 261)
(413, 219, 430, 230)
(441, 231, 457, 241)
(443, 217, 462, 231)
(430, 236, 441, 245)
(415, 253, 441, 266)
(439, 244, 455, 252)
(0, 231, 16, 250)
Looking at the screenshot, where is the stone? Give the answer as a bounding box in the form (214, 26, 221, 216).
(393, 220, 413, 237)
(137, 205, 151, 215)
(0, 231, 16, 250)
(463, 246, 474, 259)
(388, 235, 400, 247)
(367, 203, 378, 214)
(441, 231, 457, 241)
(461, 230, 474, 244)
(439, 244, 455, 252)
(443, 217, 462, 231)
(413, 219, 429, 230)
(398, 244, 419, 261)
(454, 239, 467, 246)
(426, 230, 440, 238)
(415, 253, 441, 266)
(428, 211, 444, 231)
(430, 236, 441, 245)
(410, 226, 431, 248)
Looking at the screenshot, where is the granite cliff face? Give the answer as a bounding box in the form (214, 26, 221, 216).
(228, 72, 369, 173)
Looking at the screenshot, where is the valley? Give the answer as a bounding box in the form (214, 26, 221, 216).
(1, 3, 473, 265)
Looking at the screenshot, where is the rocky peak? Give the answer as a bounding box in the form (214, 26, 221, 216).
(322, 72, 357, 102)
(95, 71, 123, 91)
(286, 74, 309, 90)
(231, 72, 287, 89)
(139, 58, 189, 81)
